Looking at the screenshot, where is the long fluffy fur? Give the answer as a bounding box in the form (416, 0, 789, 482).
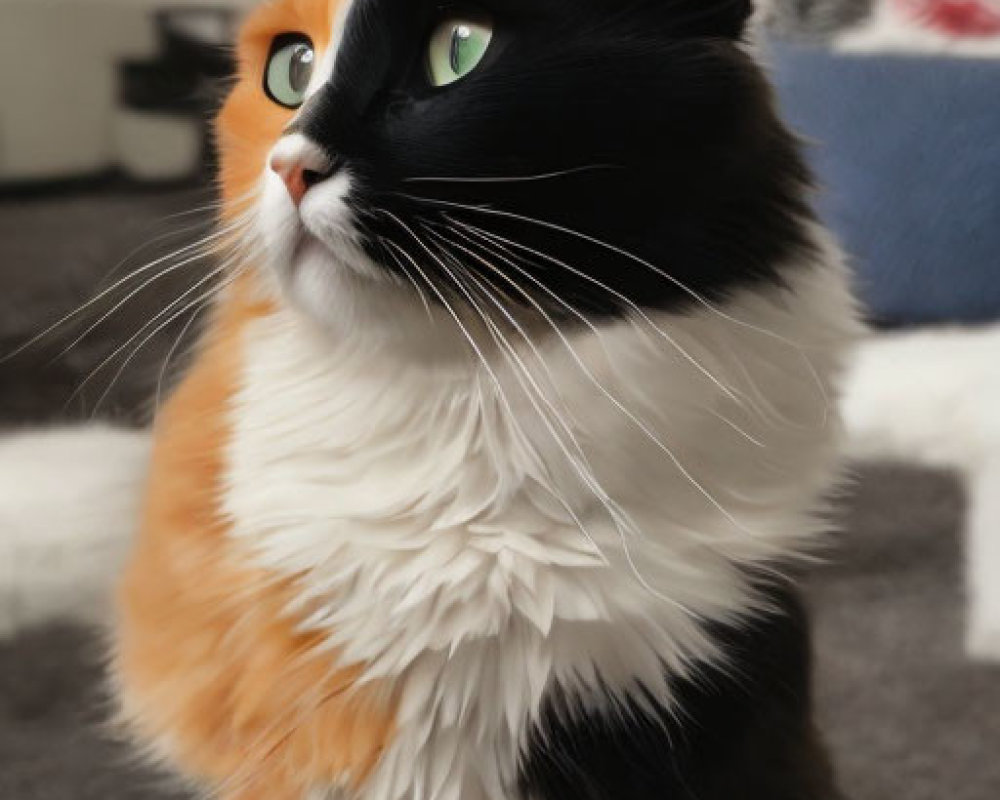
(224, 239, 855, 799)
(4, 1, 862, 798)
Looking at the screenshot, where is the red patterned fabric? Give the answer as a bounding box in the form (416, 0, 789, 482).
(896, 0, 1000, 35)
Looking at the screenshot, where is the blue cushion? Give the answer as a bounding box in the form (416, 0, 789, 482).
(769, 42, 1000, 325)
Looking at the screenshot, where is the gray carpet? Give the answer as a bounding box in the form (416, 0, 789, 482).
(0, 184, 216, 427)
(816, 467, 1000, 800)
(1, 188, 998, 799)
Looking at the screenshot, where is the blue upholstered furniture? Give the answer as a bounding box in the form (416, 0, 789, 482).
(770, 43, 1000, 325)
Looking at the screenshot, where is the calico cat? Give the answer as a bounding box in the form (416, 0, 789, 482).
(113, 1, 857, 798)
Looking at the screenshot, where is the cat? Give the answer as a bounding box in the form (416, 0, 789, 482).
(5, 0, 859, 798)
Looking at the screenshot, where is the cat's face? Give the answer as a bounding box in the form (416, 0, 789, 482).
(220, 0, 809, 342)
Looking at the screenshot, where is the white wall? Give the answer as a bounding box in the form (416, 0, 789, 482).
(0, 0, 255, 182)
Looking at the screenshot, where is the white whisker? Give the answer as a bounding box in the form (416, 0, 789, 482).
(374, 213, 506, 401)
(430, 224, 761, 539)
(48, 249, 217, 367)
(402, 164, 619, 185)
(378, 236, 435, 322)
(383, 215, 620, 562)
(399, 192, 827, 390)
(433, 247, 620, 569)
(155, 304, 205, 412)
(447, 216, 751, 410)
(430, 236, 645, 550)
(95, 217, 215, 288)
(439, 245, 706, 610)
(88, 265, 246, 417)
(66, 250, 244, 411)
(1, 214, 250, 365)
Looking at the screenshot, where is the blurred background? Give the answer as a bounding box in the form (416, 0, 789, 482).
(0, 0, 251, 423)
(0, 0, 998, 798)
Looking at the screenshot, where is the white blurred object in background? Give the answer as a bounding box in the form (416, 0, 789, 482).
(0, 426, 149, 636)
(844, 325, 1000, 661)
(839, 0, 1000, 54)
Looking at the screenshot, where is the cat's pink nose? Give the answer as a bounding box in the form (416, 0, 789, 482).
(270, 136, 335, 206)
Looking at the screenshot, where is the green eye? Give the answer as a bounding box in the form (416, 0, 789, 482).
(265, 34, 315, 108)
(427, 14, 493, 87)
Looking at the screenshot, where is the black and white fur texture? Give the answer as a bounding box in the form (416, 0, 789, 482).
(241, 1, 855, 797)
(3, 2, 858, 799)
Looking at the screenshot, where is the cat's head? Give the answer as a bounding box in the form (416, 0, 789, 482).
(219, 0, 811, 343)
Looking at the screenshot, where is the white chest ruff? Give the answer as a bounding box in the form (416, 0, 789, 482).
(222, 251, 856, 800)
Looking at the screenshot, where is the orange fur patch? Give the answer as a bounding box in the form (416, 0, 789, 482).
(218, 0, 337, 208)
(117, 2, 398, 798)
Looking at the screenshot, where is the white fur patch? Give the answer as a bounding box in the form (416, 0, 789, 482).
(222, 230, 856, 800)
(0, 425, 149, 637)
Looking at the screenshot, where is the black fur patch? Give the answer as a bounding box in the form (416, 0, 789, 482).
(289, 0, 815, 317)
(518, 583, 841, 800)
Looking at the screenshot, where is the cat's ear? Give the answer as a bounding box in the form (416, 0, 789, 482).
(654, 0, 755, 39)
